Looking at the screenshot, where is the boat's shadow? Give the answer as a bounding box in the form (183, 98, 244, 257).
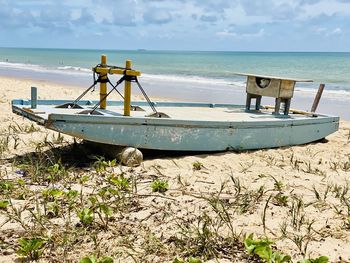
(140, 148, 222, 160)
(8, 137, 329, 171)
(8, 142, 222, 170)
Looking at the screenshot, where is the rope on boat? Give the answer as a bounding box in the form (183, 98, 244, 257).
(71, 64, 158, 115)
(133, 77, 157, 113)
(107, 78, 125, 99)
(71, 73, 100, 107)
(90, 75, 126, 114)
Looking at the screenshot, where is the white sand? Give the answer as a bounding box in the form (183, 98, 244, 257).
(1, 76, 350, 262)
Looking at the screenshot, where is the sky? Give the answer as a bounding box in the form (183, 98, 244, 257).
(0, 0, 349, 51)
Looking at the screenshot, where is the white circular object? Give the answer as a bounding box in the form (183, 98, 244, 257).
(120, 147, 143, 167)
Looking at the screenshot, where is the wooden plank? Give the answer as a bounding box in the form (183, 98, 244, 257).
(94, 67, 141, 76)
(311, 84, 325, 112)
(263, 105, 316, 116)
(233, 72, 313, 82)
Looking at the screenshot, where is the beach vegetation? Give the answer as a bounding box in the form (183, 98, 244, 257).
(0, 200, 9, 209)
(78, 207, 94, 226)
(273, 193, 288, 207)
(341, 155, 350, 171)
(93, 156, 117, 173)
(8, 122, 40, 134)
(244, 233, 291, 263)
(228, 175, 265, 214)
(343, 217, 350, 230)
(279, 197, 315, 256)
(51, 132, 65, 144)
(0, 181, 14, 192)
(302, 161, 325, 176)
(47, 159, 68, 182)
(264, 155, 278, 166)
(16, 237, 47, 261)
(80, 255, 114, 263)
(12, 135, 20, 149)
(151, 179, 169, 193)
(239, 160, 254, 173)
(0, 136, 10, 157)
(109, 174, 130, 191)
(192, 161, 203, 170)
(174, 212, 239, 261)
(271, 175, 284, 191)
(173, 257, 203, 263)
(297, 256, 329, 263)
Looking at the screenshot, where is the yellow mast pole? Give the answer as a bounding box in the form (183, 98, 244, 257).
(124, 60, 132, 116)
(100, 55, 108, 110)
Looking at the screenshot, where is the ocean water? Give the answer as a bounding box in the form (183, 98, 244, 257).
(0, 47, 350, 95)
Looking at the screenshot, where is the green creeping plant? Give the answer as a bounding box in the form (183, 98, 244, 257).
(244, 234, 291, 263)
(0, 200, 9, 209)
(151, 179, 169, 193)
(77, 207, 94, 226)
(80, 255, 114, 263)
(297, 256, 329, 263)
(173, 257, 203, 263)
(192, 161, 204, 171)
(17, 237, 46, 260)
(110, 175, 130, 191)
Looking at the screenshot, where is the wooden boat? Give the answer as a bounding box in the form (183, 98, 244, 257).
(11, 55, 339, 152)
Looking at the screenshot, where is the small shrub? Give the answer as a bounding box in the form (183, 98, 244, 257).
(0, 181, 14, 192)
(244, 233, 291, 263)
(173, 257, 203, 263)
(93, 157, 116, 173)
(17, 237, 46, 260)
(46, 160, 67, 181)
(0, 200, 9, 210)
(192, 161, 203, 171)
(297, 256, 329, 263)
(78, 208, 94, 226)
(110, 175, 130, 191)
(273, 193, 289, 207)
(151, 179, 169, 193)
(80, 255, 114, 263)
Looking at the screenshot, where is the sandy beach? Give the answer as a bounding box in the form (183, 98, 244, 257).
(1, 76, 350, 262)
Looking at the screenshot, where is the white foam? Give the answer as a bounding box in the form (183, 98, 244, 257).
(57, 66, 91, 73)
(0, 61, 91, 76)
(142, 73, 246, 88)
(296, 87, 350, 99)
(0, 62, 245, 88)
(1, 61, 349, 98)
(0, 61, 43, 71)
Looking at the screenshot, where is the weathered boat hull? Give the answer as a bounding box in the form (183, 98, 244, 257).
(12, 100, 339, 151)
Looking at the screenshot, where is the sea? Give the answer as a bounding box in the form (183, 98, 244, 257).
(1, 47, 350, 103)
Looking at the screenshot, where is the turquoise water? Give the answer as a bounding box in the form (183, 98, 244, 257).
(0, 47, 350, 92)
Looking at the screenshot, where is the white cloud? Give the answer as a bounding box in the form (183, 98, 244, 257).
(331, 27, 342, 34)
(314, 27, 327, 33)
(216, 28, 265, 38)
(314, 26, 343, 36)
(299, 0, 350, 19)
(0, 0, 348, 50)
(216, 30, 238, 37)
(143, 9, 173, 24)
(200, 15, 218, 23)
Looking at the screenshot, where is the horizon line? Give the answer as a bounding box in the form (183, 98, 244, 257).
(1, 46, 349, 53)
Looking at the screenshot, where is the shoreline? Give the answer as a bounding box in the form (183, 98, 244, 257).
(2, 61, 350, 96)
